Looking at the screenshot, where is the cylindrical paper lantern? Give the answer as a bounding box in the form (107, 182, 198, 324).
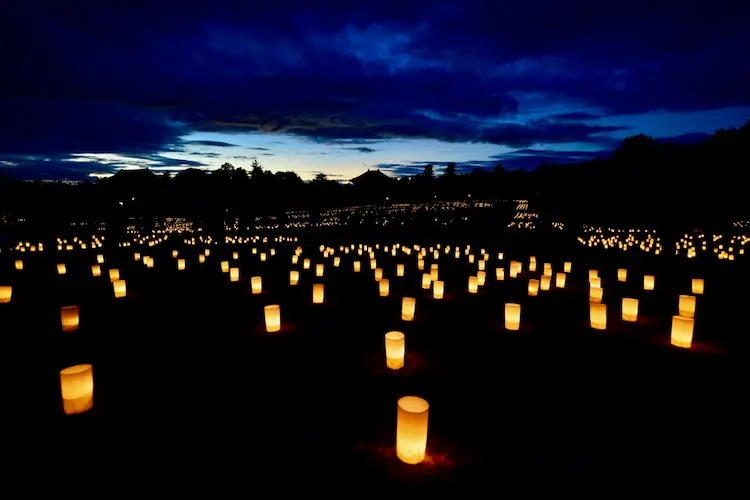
(622, 297, 638, 322)
(590, 303, 607, 330)
(430, 268, 439, 282)
(477, 270, 486, 286)
(96, 254, 104, 264)
(505, 303, 521, 330)
(540, 274, 550, 291)
(417, 259, 424, 271)
(60, 364, 94, 415)
(0, 286, 12, 303)
(109, 269, 120, 281)
(589, 269, 598, 280)
(528, 279, 539, 296)
(371, 259, 378, 270)
(291, 255, 299, 264)
(433, 280, 444, 299)
(251, 276, 262, 294)
(177, 258, 186, 271)
(618, 268, 627, 282)
(555, 272, 566, 288)
(60, 305, 80, 332)
(15, 260, 23, 270)
(353, 261, 361, 272)
(260, 253, 267, 262)
(374, 268, 383, 281)
(496, 268, 505, 280)
(316, 263, 324, 277)
(402, 297, 416, 321)
(221, 261, 229, 273)
(671, 315, 694, 348)
(379, 279, 390, 297)
(563, 261, 572, 273)
(643, 275, 655, 290)
(422, 273, 432, 289)
(590, 286, 603, 303)
(199, 254, 206, 264)
(91, 265, 101, 277)
(334, 256, 340, 267)
(303, 259, 311, 270)
(134, 252, 141, 261)
(478, 260, 486, 271)
(590, 277, 601, 288)
(113, 279, 127, 298)
(691, 278, 704, 295)
(385, 331, 405, 370)
(264, 304, 281, 333)
(678, 295, 696, 318)
(172, 250, 179, 258)
(57, 263, 67, 275)
(232, 251, 239, 260)
(466, 276, 477, 294)
(396, 263, 404, 277)
(528, 261, 537, 272)
(289, 270, 299, 285)
(543, 263, 552, 276)
(313, 283, 324, 304)
(396, 396, 429, 464)
(230, 268, 239, 282)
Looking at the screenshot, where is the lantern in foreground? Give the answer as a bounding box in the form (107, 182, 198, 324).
(60, 364, 94, 415)
(691, 278, 704, 295)
(230, 268, 240, 282)
(422, 273, 432, 289)
(177, 258, 186, 271)
(109, 269, 120, 281)
(589, 277, 601, 288)
(468, 276, 478, 294)
(402, 297, 416, 321)
(540, 274, 551, 291)
(260, 253, 267, 262)
(251, 276, 263, 294)
(505, 303, 521, 331)
(433, 280, 444, 299)
(313, 283, 324, 304)
(396, 263, 405, 277)
(303, 259, 311, 270)
(375, 268, 384, 281)
(621, 298, 639, 322)
(15, 260, 23, 271)
(643, 275, 655, 290)
(495, 268, 505, 280)
(671, 315, 694, 348)
(379, 279, 390, 297)
(334, 256, 341, 267)
(221, 261, 229, 273)
(353, 261, 361, 273)
(678, 295, 696, 319)
(0, 286, 12, 303)
(477, 270, 486, 286)
(590, 286, 603, 303)
(57, 263, 67, 275)
(316, 263, 324, 277)
(590, 303, 607, 330)
(60, 305, 80, 332)
(113, 279, 127, 298)
(618, 268, 627, 282)
(264, 304, 281, 333)
(91, 265, 101, 277)
(528, 279, 539, 296)
(396, 396, 429, 464)
(289, 270, 299, 285)
(589, 269, 598, 280)
(385, 331, 405, 370)
(555, 272, 566, 288)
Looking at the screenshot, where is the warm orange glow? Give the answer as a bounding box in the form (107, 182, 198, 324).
(251, 276, 263, 294)
(402, 297, 416, 321)
(396, 396, 429, 464)
(555, 272, 566, 288)
(540, 274, 551, 291)
(678, 295, 696, 318)
(109, 269, 120, 282)
(230, 268, 240, 282)
(379, 279, 390, 297)
(433, 280, 444, 299)
(60, 305, 80, 332)
(590, 277, 601, 288)
(590, 303, 607, 330)
(96, 254, 104, 264)
(671, 315, 694, 348)
(313, 283, 324, 304)
(590, 286, 603, 303)
(316, 263, 324, 277)
(91, 265, 101, 277)
(289, 270, 299, 285)
(353, 261, 361, 272)
(618, 268, 627, 282)
(563, 261, 572, 273)
(528, 279, 539, 296)
(60, 364, 94, 415)
(396, 263, 405, 277)
(291, 255, 299, 265)
(232, 251, 239, 260)
(422, 273, 432, 289)
(221, 261, 229, 273)
(199, 254, 206, 264)
(334, 256, 341, 267)
(264, 304, 281, 333)
(477, 270, 486, 286)
(303, 259, 311, 270)
(622, 298, 638, 322)
(260, 252, 267, 262)
(478, 260, 486, 271)
(385, 331, 405, 370)
(172, 250, 179, 258)
(113, 279, 127, 298)
(495, 268, 505, 280)
(589, 269, 598, 280)
(134, 252, 141, 261)
(177, 258, 186, 271)
(691, 278, 704, 295)
(468, 276, 478, 294)
(643, 275, 655, 290)
(374, 268, 383, 281)
(505, 303, 521, 330)
(57, 263, 67, 275)
(0, 286, 12, 303)
(15, 260, 23, 271)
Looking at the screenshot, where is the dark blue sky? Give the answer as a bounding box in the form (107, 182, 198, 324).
(2, 0, 749, 181)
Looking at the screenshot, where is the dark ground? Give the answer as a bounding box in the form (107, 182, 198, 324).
(2, 228, 746, 493)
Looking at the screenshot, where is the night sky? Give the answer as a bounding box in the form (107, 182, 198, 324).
(2, 1, 749, 181)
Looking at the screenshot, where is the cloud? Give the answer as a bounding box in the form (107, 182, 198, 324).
(181, 140, 239, 147)
(343, 147, 377, 153)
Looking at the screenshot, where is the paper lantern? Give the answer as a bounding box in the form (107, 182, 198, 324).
(375, 268, 383, 281)
(540, 274, 551, 291)
(60, 305, 80, 332)
(221, 261, 229, 273)
(528, 279, 539, 296)
(396, 263, 405, 277)
(289, 270, 299, 285)
(385, 331, 405, 370)
(433, 280, 444, 299)
(643, 275, 655, 291)
(232, 251, 239, 260)
(589, 286, 603, 303)
(543, 263, 552, 276)
(691, 278, 704, 295)
(334, 256, 341, 267)
(264, 305, 281, 333)
(96, 254, 104, 264)
(477, 271, 486, 286)
(379, 279, 390, 297)
(564, 261, 572, 273)
(145, 257, 154, 268)
(177, 258, 186, 271)
(57, 263, 67, 275)
(678, 295, 696, 319)
(422, 273, 432, 290)
(313, 283, 324, 304)
(671, 315, 694, 348)
(316, 263, 324, 277)
(468, 276, 478, 294)
(60, 364, 94, 415)
(292, 255, 299, 264)
(0, 286, 12, 303)
(618, 268, 627, 282)
(430, 268, 439, 282)
(303, 259, 311, 270)
(353, 261, 361, 273)
(14, 260, 23, 271)
(260, 253, 267, 262)
(251, 276, 263, 294)
(589, 269, 598, 280)
(478, 260, 486, 271)
(91, 265, 101, 277)
(172, 250, 179, 258)
(113, 279, 127, 298)
(505, 303, 521, 331)
(205, 249, 211, 256)
(495, 268, 505, 280)
(402, 297, 416, 321)
(230, 268, 239, 282)
(199, 254, 206, 264)
(371, 259, 378, 270)
(621, 297, 638, 322)
(590, 277, 601, 288)
(590, 303, 607, 330)
(134, 252, 141, 261)
(555, 272, 566, 288)
(109, 269, 120, 281)
(396, 396, 429, 464)
(417, 259, 424, 271)
(528, 261, 536, 272)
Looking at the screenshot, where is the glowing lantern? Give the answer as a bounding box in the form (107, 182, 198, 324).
(430, 267, 439, 282)
(199, 254, 206, 264)
(109, 269, 120, 281)
(221, 261, 229, 273)
(113, 280, 127, 298)
(422, 273, 432, 290)
(379, 279, 390, 297)
(477, 271, 486, 286)
(495, 268, 505, 280)
(622, 298, 638, 322)
(371, 260, 378, 270)
(334, 256, 341, 267)
(618, 268, 627, 282)
(60, 306, 80, 332)
(289, 270, 299, 285)
(678, 295, 696, 319)
(589, 270, 598, 280)
(417, 259, 424, 271)
(205, 249, 211, 256)
(260, 253, 267, 262)
(303, 259, 311, 270)
(264, 305, 281, 333)
(57, 263, 67, 275)
(313, 283, 324, 304)
(433, 280, 444, 299)
(590, 303, 607, 330)
(564, 261, 572, 273)
(134, 252, 141, 261)
(590, 286, 603, 303)
(230, 268, 239, 282)
(540, 274, 551, 291)
(385, 331, 405, 370)
(353, 261, 361, 273)
(374, 268, 383, 281)
(172, 250, 179, 258)
(643, 275, 655, 290)
(590, 277, 601, 288)
(478, 260, 486, 271)
(396, 396, 429, 464)
(177, 259, 186, 271)
(691, 278, 704, 295)
(543, 263, 552, 276)
(402, 297, 416, 321)
(505, 303, 521, 331)
(316, 263, 324, 277)
(396, 264, 405, 277)
(468, 276, 478, 294)
(0, 286, 12, 303)
(232, 251, 239, 260)
(60, 364, 94, 415)
(555, 272, 566, 288)
(96, 254, 104, 264)
(251, 276, 263, 294)
(528, 278, 540, 296)
(528, 260, 536, 272)
(15, 260, 23, 271)
(292, 255, 299, 264)
(91, 265, 101, 277)
(671, 315, 694, 348)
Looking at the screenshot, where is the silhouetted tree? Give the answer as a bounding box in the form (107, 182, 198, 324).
(423, 164, 434, 178)
(443, 162, 456, 177)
